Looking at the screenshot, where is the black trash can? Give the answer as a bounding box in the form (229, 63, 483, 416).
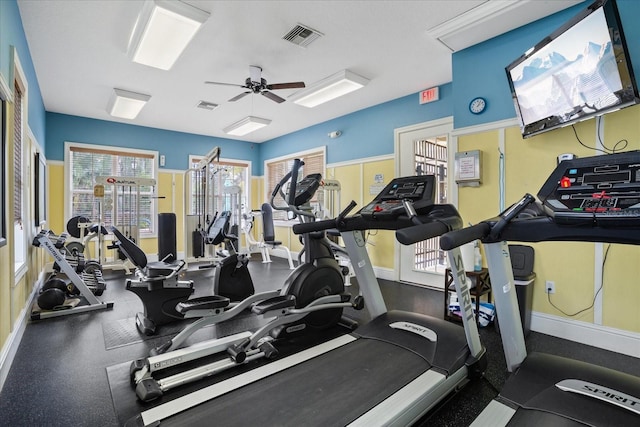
(158, 213, 177, 262)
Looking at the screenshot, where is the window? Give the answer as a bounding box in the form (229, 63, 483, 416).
(66, 143, 158, 237)
(414, 136, 448, 273)
(265, 148, 325, 220)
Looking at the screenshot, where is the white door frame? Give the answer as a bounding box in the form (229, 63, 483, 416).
(393, 117, 457, 287)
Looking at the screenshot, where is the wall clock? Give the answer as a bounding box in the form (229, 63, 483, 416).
(469, 97, 487, 114)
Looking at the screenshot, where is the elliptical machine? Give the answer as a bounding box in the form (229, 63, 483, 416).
(268, 160, 348, 334)
(128, 159, 362, 402)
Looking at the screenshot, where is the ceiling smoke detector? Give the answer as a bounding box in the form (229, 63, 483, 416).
(197, 101, 219, 110)
(282, 24, 323, 47)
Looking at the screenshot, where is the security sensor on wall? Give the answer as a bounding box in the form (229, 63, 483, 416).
(328, 131, 342, 138)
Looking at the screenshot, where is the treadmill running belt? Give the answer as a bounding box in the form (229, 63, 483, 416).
(160, 337, 429, 426)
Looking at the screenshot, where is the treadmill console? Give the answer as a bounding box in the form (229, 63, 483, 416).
(359, 175, 435, 220)
(537, 150, 640, 226)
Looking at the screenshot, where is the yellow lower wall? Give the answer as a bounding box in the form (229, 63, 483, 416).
(0, 244, 10, 353)
(457, 106, 640, 333)
(5, 107, 640, 365)
(1, 109, 48, 360)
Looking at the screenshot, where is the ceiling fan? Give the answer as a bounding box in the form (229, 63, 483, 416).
(205, 65, 305, 104)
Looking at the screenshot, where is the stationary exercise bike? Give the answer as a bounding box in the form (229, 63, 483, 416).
(128, 160, 363, 401)
(114, 211, 251, 335)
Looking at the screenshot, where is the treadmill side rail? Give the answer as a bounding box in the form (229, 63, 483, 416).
(484, 240, 527, 372)
(470, 400, 517, 427)
(138, 335, 357, 427)
(348, 368, 465, 427)
(445, 246, 484, 359)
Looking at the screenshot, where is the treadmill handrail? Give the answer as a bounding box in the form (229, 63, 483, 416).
(396, 222, 450, 245)
(440, 223, 491, 250)
(293, 204, 464, 236)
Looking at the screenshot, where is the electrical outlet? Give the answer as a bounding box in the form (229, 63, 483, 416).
(546, 280, 555, 294)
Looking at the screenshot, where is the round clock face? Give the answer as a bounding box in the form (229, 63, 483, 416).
(469, 97, 486, 114)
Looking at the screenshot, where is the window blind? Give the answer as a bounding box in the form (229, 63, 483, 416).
(266, 151, 324, 219)
(68, 145, 156, 233)
(13, 83, 22, 224)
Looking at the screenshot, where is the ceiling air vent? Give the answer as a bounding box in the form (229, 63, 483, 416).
(197, 101, 218, 110)
(282, 24, 323, 47)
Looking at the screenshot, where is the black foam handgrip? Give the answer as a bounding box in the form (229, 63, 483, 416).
(396, 222, 449, 245)
(440, 223, 491, 250)
(292, 219, 337, 235)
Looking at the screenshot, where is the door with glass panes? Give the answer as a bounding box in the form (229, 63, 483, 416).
(396, 119, 453, 289)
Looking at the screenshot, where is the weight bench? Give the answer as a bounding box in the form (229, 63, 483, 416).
(259, 203, 295, 269)
(111, 226, 195, 335)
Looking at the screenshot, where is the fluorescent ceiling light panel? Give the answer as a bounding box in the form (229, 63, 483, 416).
(107, 88, 151, 119)
(290, 70, 369, 108)
(129, 0, 210, 70)
(223, 116, 271, 136)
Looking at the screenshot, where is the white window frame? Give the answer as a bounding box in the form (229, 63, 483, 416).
(264, 146, 326, 225)
(64, 141, 159, 238)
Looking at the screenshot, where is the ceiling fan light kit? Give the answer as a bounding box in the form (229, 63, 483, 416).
(223, 116, 272, 136)
(128, 0, 210, 70)
(107, 88, 151, 119)
(206, 65, 305, 104)
(289, 69, 370, 108)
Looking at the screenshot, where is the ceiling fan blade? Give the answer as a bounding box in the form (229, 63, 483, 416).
(229, 91, 251, 102)
(267, 82, 306, 90)
(261, 91, 286, 103)
(249, 65, 262, 84)
(205, 81, 246, 88)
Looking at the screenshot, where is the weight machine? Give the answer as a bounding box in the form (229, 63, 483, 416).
(32, 229, 113, 320)
(183, 146, 221, 269)
(94, 175, 157, 271)
(315, 179, 355, 286)
(315, 178, 341, 219)
(241, 204, 296, 269)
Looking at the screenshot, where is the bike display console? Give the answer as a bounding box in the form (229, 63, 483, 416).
(359, 175, 435, 220)
(538, 150, 640, 226)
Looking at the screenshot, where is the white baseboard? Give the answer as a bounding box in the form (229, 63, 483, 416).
(0, 273, 42, 393)
(373, 267, 395, 281)
(531, 311, 640, 358)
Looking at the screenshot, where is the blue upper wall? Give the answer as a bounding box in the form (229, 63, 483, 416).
(452, 0, 640, 129)
(46, 113, 259, 171)
(1, 0, 46, 147)
(259, 84, 453, 174)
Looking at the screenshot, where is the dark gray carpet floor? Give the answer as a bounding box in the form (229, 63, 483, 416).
(1, 256, 638, 426)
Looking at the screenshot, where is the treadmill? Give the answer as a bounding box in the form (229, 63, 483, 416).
(128, 175, 486, 427)
(440, 150, 640, 426)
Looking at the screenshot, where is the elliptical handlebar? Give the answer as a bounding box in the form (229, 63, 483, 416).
(269, 159, 316, 220)
(288, 159, 301, 207)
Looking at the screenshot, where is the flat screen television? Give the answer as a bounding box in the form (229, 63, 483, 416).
(506, 0, 639, 138)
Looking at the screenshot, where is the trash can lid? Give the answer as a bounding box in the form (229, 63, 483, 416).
(509, 244, 534, 279)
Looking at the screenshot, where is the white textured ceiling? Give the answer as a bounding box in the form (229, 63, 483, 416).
(17, 0, 582, 143)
